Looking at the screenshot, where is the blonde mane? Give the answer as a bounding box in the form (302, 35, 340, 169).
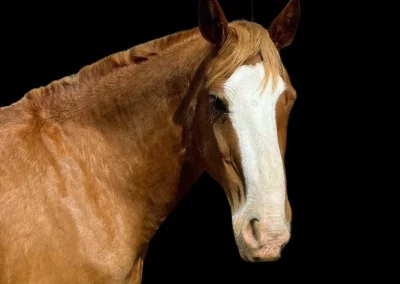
(205, 21, 284, 93)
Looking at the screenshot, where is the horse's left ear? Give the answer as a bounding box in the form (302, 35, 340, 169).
(198, 0, 229, 48)
(268, 0, 301, 50)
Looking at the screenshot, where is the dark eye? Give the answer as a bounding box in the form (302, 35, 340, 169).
(210, 94, 228, 113)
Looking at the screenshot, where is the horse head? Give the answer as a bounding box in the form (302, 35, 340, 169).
(190, 0, 300, 262)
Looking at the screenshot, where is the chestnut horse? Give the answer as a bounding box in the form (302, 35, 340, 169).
(0, 0, 300, 283)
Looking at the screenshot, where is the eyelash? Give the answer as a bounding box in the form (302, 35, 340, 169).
(209, 94, 229, 114)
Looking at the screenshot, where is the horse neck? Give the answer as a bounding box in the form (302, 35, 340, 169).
(38, 34, 211, 248)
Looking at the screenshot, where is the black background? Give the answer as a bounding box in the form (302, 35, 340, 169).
(1, 0, 308, 282)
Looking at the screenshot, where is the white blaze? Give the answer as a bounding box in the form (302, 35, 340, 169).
(224, 62, 287, 227)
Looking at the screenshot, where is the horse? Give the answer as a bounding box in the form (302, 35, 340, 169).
(0, 0, 300, 283)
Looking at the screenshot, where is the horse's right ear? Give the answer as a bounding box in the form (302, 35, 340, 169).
(198, 0, 229, 48)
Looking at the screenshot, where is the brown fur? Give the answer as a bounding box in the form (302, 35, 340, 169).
(0, 0, 300, 283)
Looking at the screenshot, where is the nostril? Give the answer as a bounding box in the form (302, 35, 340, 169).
(249, 218, 260, 242)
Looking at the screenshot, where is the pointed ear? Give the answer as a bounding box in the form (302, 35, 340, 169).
(268, 0, 301, 50)
(198, 0, 229, 47)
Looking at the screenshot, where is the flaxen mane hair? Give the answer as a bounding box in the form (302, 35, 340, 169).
(205, 21, 284, 93)
(25, 20, 283, 106)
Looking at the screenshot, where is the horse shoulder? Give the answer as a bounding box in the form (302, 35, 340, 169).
(0, 105, 142, 283)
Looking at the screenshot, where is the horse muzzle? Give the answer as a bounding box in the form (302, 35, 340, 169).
(233, 213, 291, 262)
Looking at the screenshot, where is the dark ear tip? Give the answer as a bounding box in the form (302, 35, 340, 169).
(197, 0, 229, 47)
(289, 0, 301, 14)
(268, 0, 301, 50)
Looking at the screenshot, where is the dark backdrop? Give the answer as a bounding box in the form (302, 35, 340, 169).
(1, 0, 307, 282)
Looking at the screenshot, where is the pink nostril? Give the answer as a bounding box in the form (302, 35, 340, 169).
(242, 218, 291, 249)
(242, 218, 261, 248)
(249, 218, 260, 242)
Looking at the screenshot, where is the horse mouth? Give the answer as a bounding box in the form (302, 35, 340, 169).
(239, 244, 284, 262)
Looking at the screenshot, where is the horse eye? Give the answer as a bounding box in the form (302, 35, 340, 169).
(210, 94, 228, 113)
